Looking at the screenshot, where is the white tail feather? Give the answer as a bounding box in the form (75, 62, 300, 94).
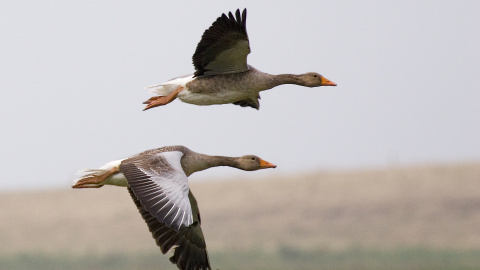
(146, 84, 168, 95)
(146, 75, 194, 96)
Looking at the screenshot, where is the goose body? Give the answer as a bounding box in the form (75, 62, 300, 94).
(72, 145, 276, 270)
(149, 66, 274, 108)
(144, 9, 336, 110)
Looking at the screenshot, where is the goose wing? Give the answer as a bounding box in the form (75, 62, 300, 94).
(128, 188, 211, 270)
(121, 151, 193, 231)
(193, 9, 250, 77)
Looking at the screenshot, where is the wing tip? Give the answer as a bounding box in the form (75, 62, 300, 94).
(193, 8, 249, 75)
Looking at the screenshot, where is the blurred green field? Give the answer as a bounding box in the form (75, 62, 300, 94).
(3, 247, 480, 270)
(1, 163, 479, 269)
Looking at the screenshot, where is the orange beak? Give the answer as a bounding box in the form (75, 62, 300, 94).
(259, 158, 277, 169)
(321, 77, 337, 86)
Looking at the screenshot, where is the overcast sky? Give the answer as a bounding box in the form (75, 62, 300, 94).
(1, 1, 479, 191)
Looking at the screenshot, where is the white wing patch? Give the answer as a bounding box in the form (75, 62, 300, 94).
(122, 151, 193, 231)
(159, 151, 185, 173)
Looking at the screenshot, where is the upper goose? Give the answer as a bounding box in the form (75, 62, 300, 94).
(72, 145, 276, 270)
(143, 8, 336, 111)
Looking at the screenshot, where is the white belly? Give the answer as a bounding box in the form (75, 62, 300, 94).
(99, 159, 128, 187)
(177, 88, 249, 105)
(103, 172, 128, 187)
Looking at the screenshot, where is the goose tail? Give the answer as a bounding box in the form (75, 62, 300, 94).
(146, 74, 194, 96)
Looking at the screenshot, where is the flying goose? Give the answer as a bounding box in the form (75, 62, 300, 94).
(143, 8, 336, 111)
(72, 145, 276, 270)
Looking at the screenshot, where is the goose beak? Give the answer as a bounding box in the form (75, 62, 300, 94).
(259, 159, 277, 169)
(321, 77, 337, 86)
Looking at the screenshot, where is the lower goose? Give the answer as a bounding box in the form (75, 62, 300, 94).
(72, 145, 276, 270)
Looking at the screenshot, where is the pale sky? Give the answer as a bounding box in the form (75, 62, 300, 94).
(1, 1, 479, 191)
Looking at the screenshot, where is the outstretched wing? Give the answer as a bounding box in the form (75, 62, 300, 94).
(128, 188, 211, 270)
(121, 151, 193, 231)
(193, 9, 250, 77)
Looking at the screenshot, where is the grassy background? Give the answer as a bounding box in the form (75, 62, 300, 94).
(3, 248, 480, 270)
(1, 163, 479, 269)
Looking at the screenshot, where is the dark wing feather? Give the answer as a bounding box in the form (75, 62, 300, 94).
(193, 9, 250, 77)
(232, 95, 260, 110)
(128, 188, 211, 270)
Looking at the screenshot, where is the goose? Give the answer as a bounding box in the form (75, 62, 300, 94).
(72, 145, 276, 270)
(143, 8, 336, 111)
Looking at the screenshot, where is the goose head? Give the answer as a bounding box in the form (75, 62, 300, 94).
(236, 155, 277, 171)
(298, 72, 337, 87)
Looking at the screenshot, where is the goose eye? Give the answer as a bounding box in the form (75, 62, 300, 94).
(251, 157, 256, 161)
(313, 74, 318, 78)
